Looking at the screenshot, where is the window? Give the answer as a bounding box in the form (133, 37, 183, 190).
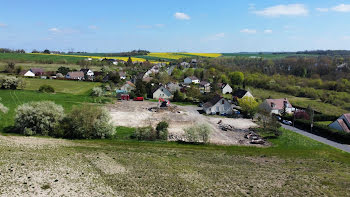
(222, 100, 225, 104)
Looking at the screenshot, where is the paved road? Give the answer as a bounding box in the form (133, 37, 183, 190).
(282, 125, 350, 153)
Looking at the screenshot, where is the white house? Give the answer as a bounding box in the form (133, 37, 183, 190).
(233, 89, 253, 101)
(120, 81, 136, 93)
(199, 81, 211, 93)
(203, 95, 233, 115)
(259, 98, 294, 115)
(180, 62, 190, 68)
(220, 83, 233, 94)
(80, 69, 94, 77)
(184, 76, 200, 84)
(329, 113, 350, 132)
(153, 86, 173, 99)
(23, 70, 35, 77)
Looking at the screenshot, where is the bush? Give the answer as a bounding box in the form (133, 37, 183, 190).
(14, 101, 64, 136)
(39, 85, 55, 93)
(0, 76, 25, 89)
(91, 87, 104, 97)
(156, 121, 169, 140)
(133, 126, 157, 141)
(23, 128, 35, 136)
(60, 105, 114, 139)
(184, 124, 211, 143)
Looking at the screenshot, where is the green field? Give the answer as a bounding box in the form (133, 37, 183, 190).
(23, 78, 101, 95)
(0, 53, 85, 64)
(249, 87, 348, 116)
(221, 53, 317, 59)
(0, 90, 94, 130)
(0, 128, 349, 196)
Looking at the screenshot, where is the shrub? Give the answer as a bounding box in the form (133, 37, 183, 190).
(184, 124, 212, 143)
(15, 101, 64, 136)
(23, 128, 35, 136)
(0, 76, 25, 89)
(60, 105, 114, 139)
(0, 98, 8, 114)
(91, 87, 104, 97)
(133, 126, 157, 141)
(39, 85, 55, 93)
(156, 121, 169, 140)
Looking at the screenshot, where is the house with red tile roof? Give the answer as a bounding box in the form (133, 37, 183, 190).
(329, 113, 350, 133)
(260, 98, 294, 115)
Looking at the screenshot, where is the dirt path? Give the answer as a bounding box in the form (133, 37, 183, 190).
(108, 101, 259, 145)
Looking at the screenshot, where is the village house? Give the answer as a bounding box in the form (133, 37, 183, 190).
(184, 76, 200, 84)
(203, 95, 233, 115)
(232, 89, 254, 102)
(329, 113, 350, 133)
(180, 62, 190, 68)
(260, 98, 294, 115)
(118, 71, 127, 80)
(21, 68, 45, 77)
(199, 81, 211, 93)
(153, 86, 173, 100)
(80, 69, 94, 77)
(219, 83, 233, 94)
(166, 82, 181, 93)
(66, 71, 85, 80)
(120, 81, 136, 93)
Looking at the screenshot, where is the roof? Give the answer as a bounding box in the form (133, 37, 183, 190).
(337, 119, 350, 132)
(344, 113, 350, 123)
(19, 70, 28, 75)
(30, 68, 44, 74)
(203, 95, 222, 108)
(265, 98, 292, 110)
(187, 76, 199, 81)
(233, 89, 248, 98)
(125, 81, 135, 87)
(200, 81, 210, 86)
(154, 85, 172, 95)
(80, 68, 91, 73)
(67, 71, 84, 78)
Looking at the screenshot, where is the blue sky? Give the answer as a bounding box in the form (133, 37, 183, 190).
(1, 0, 350, 52)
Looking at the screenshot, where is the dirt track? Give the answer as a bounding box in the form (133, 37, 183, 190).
(108, 101, 259, 145)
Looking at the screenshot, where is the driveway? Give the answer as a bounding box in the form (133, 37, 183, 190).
(282, 125, 350, 153)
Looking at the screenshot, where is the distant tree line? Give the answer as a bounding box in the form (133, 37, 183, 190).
(0, 48, 25, 53)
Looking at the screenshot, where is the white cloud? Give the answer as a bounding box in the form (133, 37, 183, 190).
(264, 29, 273, 34)
(240, 29, 257, 34)
(0, 23, 7, 27)
(342, 36, 350, 40)
(316, 8, 329, 12)
(254, 4, 308, 17)
(88, 25, 98, 29)
(331, 4, 350, 12)
(174, 12, 190, 20)
(48, 27, 61, 33)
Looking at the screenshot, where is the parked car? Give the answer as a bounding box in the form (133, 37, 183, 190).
(133, 97, 144, 101)
(282, 120, 292, 125)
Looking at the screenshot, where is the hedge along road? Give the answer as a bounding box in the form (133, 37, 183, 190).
(282, 125, 350, 153)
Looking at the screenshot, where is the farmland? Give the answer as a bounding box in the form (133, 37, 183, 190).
(1, 128, 350, 196)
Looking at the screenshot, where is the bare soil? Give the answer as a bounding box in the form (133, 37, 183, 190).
(108, 101, 259, 145)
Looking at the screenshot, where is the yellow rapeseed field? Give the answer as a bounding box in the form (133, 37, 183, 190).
(181, 53, 222, 58)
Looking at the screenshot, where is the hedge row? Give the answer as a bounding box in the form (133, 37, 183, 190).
(293, 119, 350, 144)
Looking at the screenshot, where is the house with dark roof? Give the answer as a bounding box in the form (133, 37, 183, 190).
(199, 81, 211, 93)
(329, 114, 350, 133)
(232, 89, 253, 102)
(30, 68, 45, 76)
(80, 69, 94, 77)
(166, 82, 181, 93)
(259, 98, 294, 115)
(184, 76, 200, 84)
(153, 86, 173, 99)
(203, 95, 233, 115)
(66, 71, 85, 80)
(218, 83, 232, 94)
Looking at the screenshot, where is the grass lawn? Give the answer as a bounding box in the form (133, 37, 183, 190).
(23, 78, 101, 95)
(1, 127, 349, 196)
(0, 89, 94, 130)
(249, 87, 348, 116)
(315, 121, 333, 126)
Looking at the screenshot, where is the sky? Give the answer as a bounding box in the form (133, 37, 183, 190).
(1, 0, 350, 53)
